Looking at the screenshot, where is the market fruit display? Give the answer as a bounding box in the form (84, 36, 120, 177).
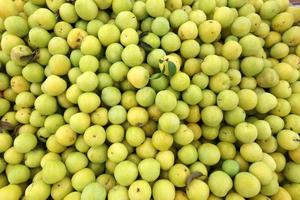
(0, 0, 300, 199)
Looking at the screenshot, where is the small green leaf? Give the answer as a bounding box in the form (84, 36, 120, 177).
(20, 54, 34, 61)
(139, 41, 153, 52)
(168, 61, 177, 77)
(139, 31, 150, 39)
(0, 121, 15, 130)
(150, 72, 163, 80)
(20, 49, 39, 62)
(33, 49, 40, 61)
(13, 124, 22, 136)
(185, 172, 203, 186)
